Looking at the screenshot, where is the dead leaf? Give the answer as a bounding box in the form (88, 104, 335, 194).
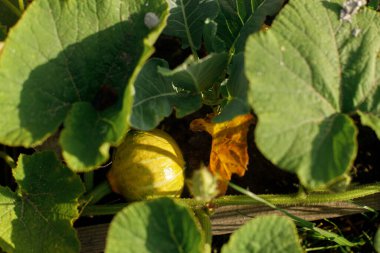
(190, 114, 254, 195)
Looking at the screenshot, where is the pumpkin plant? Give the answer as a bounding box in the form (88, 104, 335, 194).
(0, 0, 380, 252)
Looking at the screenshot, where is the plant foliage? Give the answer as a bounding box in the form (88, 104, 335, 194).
(0, 0, 379, 252)
(0, 0, 169, 172)
(105, 198, 204, 253)
(0, 152, 84, 253)
(245, 0, 380, 188)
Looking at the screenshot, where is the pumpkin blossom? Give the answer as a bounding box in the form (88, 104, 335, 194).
(190, 114, 254, 194)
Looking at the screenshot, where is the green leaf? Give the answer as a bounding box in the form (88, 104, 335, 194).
(213, 53, 250, 122)
(368, 0, 379, 10)
(234, 0, 284, 53)
(164, 0, 219, 50)
(60, 102, 126, 171)
(245, 0, 380, 188)
(205, 0, 284, 53)
(375, 227, 380, 253)
(0, 152, 84, 253)
(221, 215, 303, 253)
(105, 198, 204, 253)
(357, 111, 380, 140)
(158, 53, 228, 92)
(130, 59, 202, 130)
(203, 19, 226, 53)
(207, 0, 283, 121)
(0, 0, 169, 171)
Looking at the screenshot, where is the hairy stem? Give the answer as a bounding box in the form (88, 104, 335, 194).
(81, 181, 112, 205)
(211, 183, 380, 207)
(194, 208, 212, 251)
(84, 172, 94, 191)
(80, 182, 380, 217)
(179, 0, 198, 59)
(228, 182, 358, 247)
(0, 151, 16, 168)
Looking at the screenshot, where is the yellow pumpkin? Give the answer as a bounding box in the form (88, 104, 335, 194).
(107, 129, 185, 200)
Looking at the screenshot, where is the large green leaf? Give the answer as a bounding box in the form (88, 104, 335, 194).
(245, 0, 380, 188)
(0, 152, 84, 253)
(221, 215, 303, 253)
(204, 0, 284, 53)
(105, 198, 204, 253)
(130, 59, 202, 130)
(164, 0, 219, 50)
(158, 53, 228, 92)
(0, 0, 169, 172)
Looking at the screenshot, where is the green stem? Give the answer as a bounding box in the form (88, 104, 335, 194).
(228, 182, 359, 247)
(305, 245, 348, 252)
(194, 208, 212, 252)
(213, 183, 380, 206)
(81, 203, 126, 216)
(0, 151, 16, 168)
(84, 172, 94, 191)
(80, 182, 380, 217)
(18, 0, 24, 12)
(81, 181, 112, 205)
(1, 0, 22, 17)
(180, 1, 198, 59)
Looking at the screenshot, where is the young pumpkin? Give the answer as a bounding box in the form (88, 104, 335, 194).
(107, 129, 185, 201)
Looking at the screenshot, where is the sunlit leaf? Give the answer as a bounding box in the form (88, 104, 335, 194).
(190, 114, 253, 194)
(0, 0, 169, 172)
(105, 198, 204, 253)
(221, 215, 303, 253)
(0, 152, 84, 253)
(245, 0, 380, 188)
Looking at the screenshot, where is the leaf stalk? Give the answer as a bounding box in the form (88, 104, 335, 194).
(1, 0, 22, 17)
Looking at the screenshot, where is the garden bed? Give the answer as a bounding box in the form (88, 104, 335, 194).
(1, 0, 380, 252)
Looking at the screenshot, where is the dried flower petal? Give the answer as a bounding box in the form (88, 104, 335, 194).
(190, 114, 254, 194)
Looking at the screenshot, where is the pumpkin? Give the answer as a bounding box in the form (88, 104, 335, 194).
(107, 129, 185, 200)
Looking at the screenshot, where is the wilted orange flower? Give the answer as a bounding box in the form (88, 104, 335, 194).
(190, 114, 254, 195)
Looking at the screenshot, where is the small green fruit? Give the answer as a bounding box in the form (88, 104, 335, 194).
(107, 129, 185, 201)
